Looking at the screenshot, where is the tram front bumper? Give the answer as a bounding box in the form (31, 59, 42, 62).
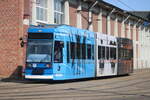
(25, 75, 53, 79)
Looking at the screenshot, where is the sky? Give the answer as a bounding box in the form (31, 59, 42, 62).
(103, 0, 150, 11)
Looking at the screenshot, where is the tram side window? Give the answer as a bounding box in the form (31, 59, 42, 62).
(98, 46, 101, 59)
(70, 42, 75, 59)
(82, 44, 86, 59)
(130, 49, 133, 59)
(76, 43, 81, 59)
(91, 45, 94, 59)
(124, 49, 128, 59)
(87, 44, 91, 59)
(106, 47, 109, 60)
(54, 41, 64, 63)
(121, 49, 125, 59)
(118, 48, 123, 59)
(67, 42, 70, 63)
(110, 48, 116, 59)
(119, 48, 127, 60)
(126, 49, 133, 60)
(102, 46, 105, 59)
(123, 49, 128, 60)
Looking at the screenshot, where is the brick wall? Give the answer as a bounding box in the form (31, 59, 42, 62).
(118, 21, 121, 37)
(102, 15, 107, 34)
(110, 18, 115, 36)
(81, 9, 89, 30)
(125, 24, 128, 38)
(130, 25, 133, 39)
(0, 0, 28, 78)
(24, 0, 30, 16)
(69, 4, 77, 27)
(93, 13, 98, 32)
(136, 27, 139, 41)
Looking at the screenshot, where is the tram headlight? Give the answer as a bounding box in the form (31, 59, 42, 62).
(46, 64, 51, 68)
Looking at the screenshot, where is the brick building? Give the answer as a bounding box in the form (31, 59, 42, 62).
(0, 0, 150, 78)
(0, 0, 27, 78)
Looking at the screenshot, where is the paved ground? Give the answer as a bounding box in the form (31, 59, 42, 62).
(0, 69, 150, 100)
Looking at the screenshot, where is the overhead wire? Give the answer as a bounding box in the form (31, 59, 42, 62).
(116, 0, 135, 11)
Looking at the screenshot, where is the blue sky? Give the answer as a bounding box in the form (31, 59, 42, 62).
(103, 0, 150, 11)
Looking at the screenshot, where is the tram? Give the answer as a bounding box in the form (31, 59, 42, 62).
(24, 24, 133, 80)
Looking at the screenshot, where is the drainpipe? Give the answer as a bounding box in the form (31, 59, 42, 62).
(107, 8, 115, 35)
(122, 15, 130, 37)
(123, 15, 130, 23)
(88, 1, 98, 31)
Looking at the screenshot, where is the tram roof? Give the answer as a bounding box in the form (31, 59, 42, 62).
(96, 32, 117, 41)
(28, 24, 94, 36)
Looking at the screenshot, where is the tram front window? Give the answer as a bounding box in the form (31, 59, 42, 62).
(27, 39, 53, 63)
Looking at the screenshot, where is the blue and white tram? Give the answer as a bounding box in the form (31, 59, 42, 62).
(24, 24, 133, 80)
(25, 25, 95, 80)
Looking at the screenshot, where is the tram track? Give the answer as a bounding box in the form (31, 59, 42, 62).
(0, 70, 150, 100)
(0, 72, 149, 94)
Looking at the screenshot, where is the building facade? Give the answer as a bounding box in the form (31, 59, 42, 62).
(0, 0, 150, 78)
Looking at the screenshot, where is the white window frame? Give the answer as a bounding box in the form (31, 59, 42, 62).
(54, 0, 64, 24)
(36, 0, 48, 24)
(31, 0, 65, 25)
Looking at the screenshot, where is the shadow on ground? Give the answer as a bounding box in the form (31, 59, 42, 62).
(1, 73, 130, 85)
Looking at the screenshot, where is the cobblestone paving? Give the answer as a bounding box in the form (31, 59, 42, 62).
(0, 69, 150, 100)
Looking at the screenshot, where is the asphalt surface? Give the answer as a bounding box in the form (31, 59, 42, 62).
(0, 69, 150, 100)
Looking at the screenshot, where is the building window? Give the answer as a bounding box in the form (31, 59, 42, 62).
(54, 0, 64, 24)
(36, 0, 48, 23)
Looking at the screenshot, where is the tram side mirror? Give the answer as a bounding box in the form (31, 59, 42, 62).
(20, 41, 25, 47)
(19, 37, 25, 47)
(19, 37, 27, 47)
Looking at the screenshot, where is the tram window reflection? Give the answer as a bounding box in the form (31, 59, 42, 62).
(54, 41, 63, 63)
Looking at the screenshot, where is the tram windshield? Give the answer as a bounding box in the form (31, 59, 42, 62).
(26, 39, 53, 63)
